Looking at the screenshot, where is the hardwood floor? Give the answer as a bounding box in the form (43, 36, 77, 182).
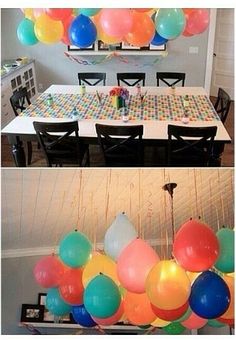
(1, 97, 234, 167)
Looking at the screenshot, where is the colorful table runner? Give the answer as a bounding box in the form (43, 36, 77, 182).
(20, 93, 220, 121)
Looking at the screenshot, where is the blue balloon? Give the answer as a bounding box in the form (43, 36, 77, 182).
(69, 15, 97, 48)
(189, 271, 230, 319)
(72, 304, 97, 327)
(151, 32, 168, 46)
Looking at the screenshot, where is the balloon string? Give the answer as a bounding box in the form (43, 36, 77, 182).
(188, 169, 194, 219)
(217, 169, 225, 225)
(193, 169, 200, 218)
(77, 170, 83, 229)
(209, 179, 214, 229)
(105, 169, 112, 228)
(138, 169, 141, 236)
(199, 170, 205, 221)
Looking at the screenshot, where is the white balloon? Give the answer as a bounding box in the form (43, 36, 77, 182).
(104, 213, 138, 261)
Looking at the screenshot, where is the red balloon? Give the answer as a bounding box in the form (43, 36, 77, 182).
(218, 317, 234, 327)
(134, 9, 151, 13)
(185, 9, 210, 35)
(59, 268, 84, 305)
(182, 30, 194, 37)
(46, 8, 73, 21)
(173, 219, 219, 272)
(92, 301, 124, 325)
(181, 311, 207, 329)
(151, 301, 189, 321)
(61, 15, 75, 45)
(33, 255, 65, 288)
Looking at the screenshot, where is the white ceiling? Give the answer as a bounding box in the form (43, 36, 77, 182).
(1, 168, 233, 258)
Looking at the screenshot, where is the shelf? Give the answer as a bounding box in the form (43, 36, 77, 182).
(66, 50, 167, 56)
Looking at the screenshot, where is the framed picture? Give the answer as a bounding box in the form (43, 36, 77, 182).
(149, 43, 166, 51)
(121, 42, 141, 51)
(98, 40, 121, 51)
(38, 293, 54, 323)
(68, 44, 95, 51)
(21, 304, 44, 323)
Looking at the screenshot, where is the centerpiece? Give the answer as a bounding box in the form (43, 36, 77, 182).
(109, 87, 129, 110)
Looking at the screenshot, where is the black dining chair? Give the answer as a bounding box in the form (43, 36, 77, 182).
(95, 124, 144, 167)
(156, 72, 186, 87)
(214, 88, 232, 124)
(117, 73, 145, 86)
(78, 73, 106, 86)
(167, 124, 217, 167)
(33, 121, 90, 167)
(10, 87, 33, 165)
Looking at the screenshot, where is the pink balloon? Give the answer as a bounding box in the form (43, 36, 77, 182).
(33, 255, 65, 288)
(92, 301, 124, 325)
(185, 9, 210, 35)
(117, 238, 160, 293)
(100, 9, 134, 38)
(182, 311, 207, 329)
(33, 9, 45, 18)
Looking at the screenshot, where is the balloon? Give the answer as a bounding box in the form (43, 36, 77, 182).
(79, 9, 101, 17)
(125, 12, 155, 47)
(117, 238, 159, 293)
(146, 260, 191, 310)
(33, 9, 45, 18)
(59, 230, 92, 268)
(92, 301, 124, 325)
(72, 304, 97, 327)
(189, 271, 230, 319)
(185, 9, 210, 35)
(59, 268, 84, 305)
(151, 32, 168, 46)
(69, 15, 97, 48)
(46, 9, 73, 21)
(61, 15, 74, 45)
(163, 322, 186, 335)
(151, 317, 170, 327)
(181, 311, 207, 329)
(214, 228, 234, 273)
(134, 9, 151, 13)
(217, 317, 234, 326)
(17, 19, 38, 46)
(182, 30, 194, 37)
(173, 219, 220, 272)
(82, 254, 119, 287)
(186, 271, 201, 284)
(208, 319, 226, 328)
(220, 275, 234, 320)
(123, 292, 156, 325)
(100, 9, 133, 38)
(138, 324, 151, 329)
(23, 9, 35, 22)
(104, 212, 138, 261)
(46, 288, 71, 316)
(99, 30, 122, 44)
(155, 9, 186, 40)
(175, 307, 192, 322)
(84, 274, 121, 318)
(34, 14, 64, 44)
(33, 254, 65, 288)
(151, 301, 189, 321)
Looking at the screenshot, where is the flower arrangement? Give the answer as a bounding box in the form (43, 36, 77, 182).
(109, 87, 129, 109)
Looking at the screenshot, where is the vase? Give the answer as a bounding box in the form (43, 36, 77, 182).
(112, 96, 125, 110)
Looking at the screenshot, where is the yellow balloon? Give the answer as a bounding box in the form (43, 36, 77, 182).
(221, 275, 234, 319)
(99, 30, 122, 45)
(82, 254, 119, 287)
(186, 271, 201, 284)
(24, 8, 35, 22)
(34, 14, 64, 44)
(151, 317, 170, 327)
(146, 260, 191, 310)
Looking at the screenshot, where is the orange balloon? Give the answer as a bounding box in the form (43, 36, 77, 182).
(220, 275, 234, 319)
(183, 9, 195, 15)
(146, 260, 191, 310)
(124, 292, 157, 325)
(125, 12, 155, 47)
(186, 271, 201, 284)
(134, 8, 151, 12)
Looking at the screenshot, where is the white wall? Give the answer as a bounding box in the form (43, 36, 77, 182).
(1, 8, 209, 92)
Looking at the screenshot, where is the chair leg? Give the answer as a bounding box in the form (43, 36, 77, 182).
(26, 141, 33, 166)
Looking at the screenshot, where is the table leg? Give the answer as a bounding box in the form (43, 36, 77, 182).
(12, 138, 26, 167)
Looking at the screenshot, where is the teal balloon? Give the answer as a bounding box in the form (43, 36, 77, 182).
(17, 18, 38, 46)
(208, 319, 225, 328)
(175, 307, 192, 322)
(59, 231, 92, 268)
(79, 9, 101, 17)
(214, 228, 234, 273)
(84, 274, 121, 318)
(46, 288, 71, 316)
(163, 322, 186, 335)
(155, 9, 186, 40)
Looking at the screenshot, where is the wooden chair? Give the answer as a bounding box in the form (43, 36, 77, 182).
(117, 73, 145, 86)
(10, 87, 33, 165)
(167, 125, 217, 167)
(78, 73, 106, 86)
(156, 72, 186, 87)
(214, 88, 231, 124)
(33, 121, 90, 167)
(95, 124, 144, 167)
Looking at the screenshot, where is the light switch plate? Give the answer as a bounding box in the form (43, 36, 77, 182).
(189, 46, 199, 54)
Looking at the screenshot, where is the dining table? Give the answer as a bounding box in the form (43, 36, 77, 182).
(1, 85, 231, 167)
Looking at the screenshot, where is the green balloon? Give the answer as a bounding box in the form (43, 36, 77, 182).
(155, 9, 186, 40)
(208, 319, 225, 328)
(163, 322, 186, 335)
(214, 228, 234, 273)
(17, 18, 38, 46)
(46, 288, 71, 316)
(84, 274, 121, 318)
(59, 231, 92, 268)
(175, 307, 192, 322)
(79, 9, 101, 17)
(138, 325, 151, 329)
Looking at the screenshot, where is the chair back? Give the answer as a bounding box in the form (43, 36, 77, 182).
(117, 73, 145, 86)
(156, 72, 186, 87)
(33, 121, 83, 167)
(167, 125, 217, 166)
(214, 88, 231, 124)
(10, 87, 31, 116)
(78, 73, 106, 86)
(95, 124, 144, 166)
